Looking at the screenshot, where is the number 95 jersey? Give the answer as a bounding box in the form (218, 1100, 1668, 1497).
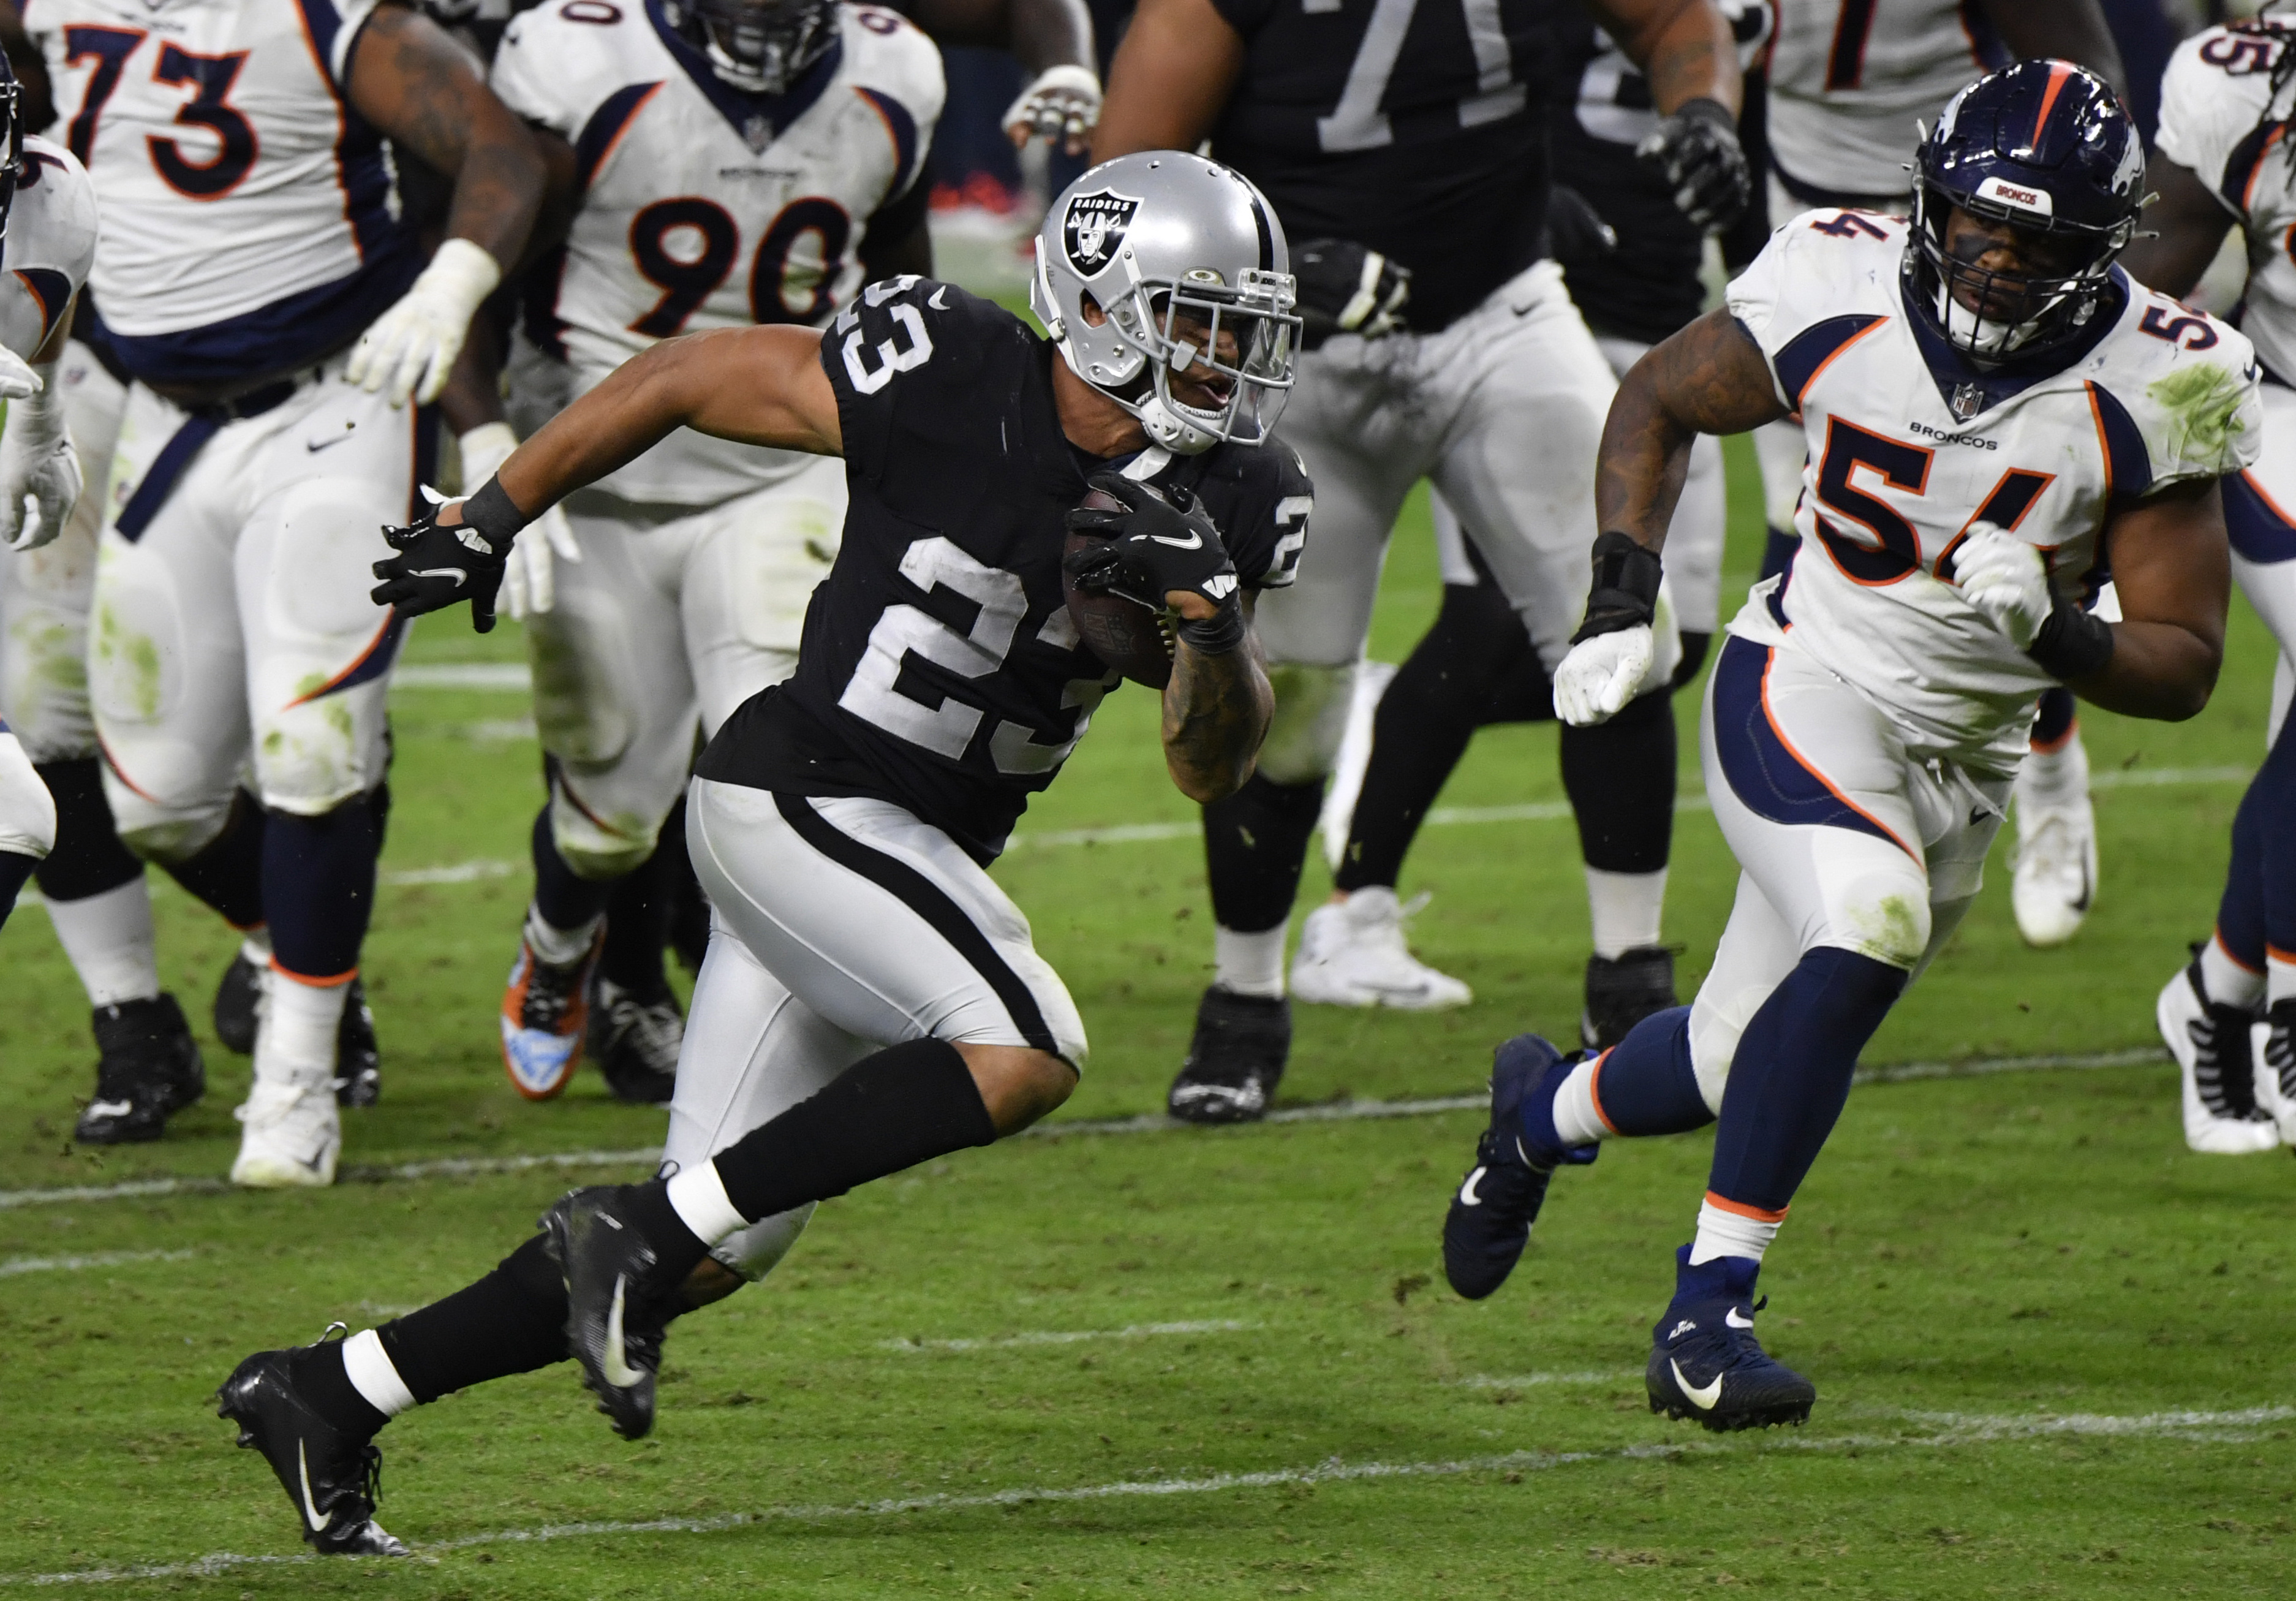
(492, 0, 943, 507)
(1726, 210, 2260, 772)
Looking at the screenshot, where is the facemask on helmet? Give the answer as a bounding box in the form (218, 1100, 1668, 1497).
(1905, 62, 2142, 365)
(1032, 153, 1300, 455)
(670, 0, 837, 96)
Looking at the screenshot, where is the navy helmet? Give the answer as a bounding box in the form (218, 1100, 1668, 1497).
(1907, 61, 2144, 363)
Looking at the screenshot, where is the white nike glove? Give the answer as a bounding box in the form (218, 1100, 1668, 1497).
(457, 421, 579, 620)
(0, 344, 44, 401)
(346, 238, 502, 408)
(0, 368, 81, 553)
(1002, 64, 1101, 154)
(1953, 523, 2052, 650)
(1552, 623, 1655, 727)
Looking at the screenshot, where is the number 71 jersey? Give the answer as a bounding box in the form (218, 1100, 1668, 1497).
(1726, 209, 2260, 771)
(492, 0, 943, 507)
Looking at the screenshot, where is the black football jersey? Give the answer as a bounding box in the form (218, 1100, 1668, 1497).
(695, 279, 1313, 863)
(1206, 0, 1554, 332)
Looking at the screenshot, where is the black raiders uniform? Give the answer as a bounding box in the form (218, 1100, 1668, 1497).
(1206, 0, 1556, 331)
(697, 278, 1313, 861)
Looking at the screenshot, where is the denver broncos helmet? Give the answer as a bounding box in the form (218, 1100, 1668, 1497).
(1907, 60, 2143, 362)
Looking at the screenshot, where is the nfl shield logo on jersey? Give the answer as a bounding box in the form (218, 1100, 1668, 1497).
(1950, 380, 1984, 421)
(1063, 190, 1140, 274)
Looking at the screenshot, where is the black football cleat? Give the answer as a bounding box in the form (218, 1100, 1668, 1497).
(541, 1186, 685, 1440)
(1167, 988, 1290, 1124)
(1441, 1033, 1596, 1299)
(214, 950, 262, 1054)
(216, 1336, 407, 1556)
(334, 978, 382, 1108)
(1582, 947, 1678, 1050)
(75, 994, 206, 1145)
(1645, 1247, 1815, 1433)
(588, 978, 682, 1105)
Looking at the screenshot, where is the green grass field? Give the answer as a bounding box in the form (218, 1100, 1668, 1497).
(2, 437, 2292, 1597)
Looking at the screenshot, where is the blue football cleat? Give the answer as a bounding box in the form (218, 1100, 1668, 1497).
(1645, 1247, 1815, 1432)
(1440, 1033, 1598, 1300)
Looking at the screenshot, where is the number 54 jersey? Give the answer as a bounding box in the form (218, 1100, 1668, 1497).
(491, 0, 943, 507)
(1726, 210, 2260, 773)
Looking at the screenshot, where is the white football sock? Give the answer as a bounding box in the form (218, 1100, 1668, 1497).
(255, 969, 349, 1088)
(2018, 727, 2090, 811)
(667, 1159, 747, 1244)
(2200, 935, 2265, 1012)
(43, 879, 160, 1007)
(341, 1328, 417, 1418)
(239, 927, 274, 964)
(1688, 1198, 1782, 1265)
(1549, 1056, 1612, 1148)
(2271, 952, 2296, 1010)
(1585, 866, 1666, 960)
(1214, 923, 1286, 998)
(524, 902, 602, 966)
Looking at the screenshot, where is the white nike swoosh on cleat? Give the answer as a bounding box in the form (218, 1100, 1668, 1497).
(1671, 1359, 1724, 1411)
(298, 1440, 328, 1532)
(602, 1274, 645, 1388)
(85, 1099, 133, 1119)
(1457, 1167, 1487, 1206)
(1725, 1308, 1755, 1330)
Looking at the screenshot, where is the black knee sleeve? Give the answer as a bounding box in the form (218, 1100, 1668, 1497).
(1203, 771, 1324, 932)
(161, 789, 266, 929)
(31, 759, 143, 902)
(1559, 689, 1676, 874)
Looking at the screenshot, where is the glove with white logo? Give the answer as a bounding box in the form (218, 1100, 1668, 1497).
(1064, 471, 1244, 648)
(346, 238, 503, 408)
(371, 479, 530, 632)
(1290, 238, 1411, 349)
(0, 366, 81, 552)
(1554, 531, 1664, 726)
(1637, 98, 1751, 233)
(1952, 523, 2052, 650)
(458, 422, 580, 620)
(1002, 64, 1101, 154)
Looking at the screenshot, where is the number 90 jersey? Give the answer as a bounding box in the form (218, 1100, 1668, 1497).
(1726, 210, 2260, 771)
(695, 280, 1314, 863)
(492, 0, 943, 507)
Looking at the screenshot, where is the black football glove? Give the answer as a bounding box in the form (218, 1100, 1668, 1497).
(369, 490, 513, 633)
(1063, 471, 1241, 616)
(1290, 238, 1411, 349)
(1636, 98, 1750, 233)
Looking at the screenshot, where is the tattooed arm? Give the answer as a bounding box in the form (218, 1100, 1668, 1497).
(347, 4, 544, 271)
(1581, 0, 1740, 115)
(1599, 308, 1784, 553)
(1161, 596, 1273, 804)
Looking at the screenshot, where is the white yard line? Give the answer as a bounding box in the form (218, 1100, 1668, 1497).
(7, 1403, 2285, 1586)
(0, 1048, 2168, 1211)
(1454, 1371, 1638, 1388)
(0, 1248, 192, 1278)
(880, 1319, 1255, 1353)
(390, 663, 532, 691)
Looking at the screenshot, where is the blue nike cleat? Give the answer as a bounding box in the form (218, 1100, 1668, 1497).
(1645, 1247, 1815, 1432)
(1440, 1033, 1598, 1300)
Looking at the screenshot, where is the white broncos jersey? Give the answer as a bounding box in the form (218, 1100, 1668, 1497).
(493, 0, 943, 506)
(0, 137, 99, 363)
(1727, 210, 2260, 771)
(23, 0, 418, 389)
(1768, 0, 1994, 199)
(2157, 26, 2296, 387)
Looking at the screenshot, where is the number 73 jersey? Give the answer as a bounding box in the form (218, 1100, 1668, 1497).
(491, 0, 943, 506)
(1726, 209, 2260, 771)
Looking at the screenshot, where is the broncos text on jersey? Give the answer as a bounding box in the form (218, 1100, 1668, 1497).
(694, 278, 1313, 861)
(25, 0, 419, 389)
(0, 137, 98, 365)
(1726, 208, 2260, 770)
(493, 0, 943, 506)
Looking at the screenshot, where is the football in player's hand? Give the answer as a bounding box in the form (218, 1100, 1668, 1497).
(1063, 486, 1175, 690)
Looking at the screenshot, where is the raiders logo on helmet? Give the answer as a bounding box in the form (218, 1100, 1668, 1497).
(1063, 189, 1141, 274)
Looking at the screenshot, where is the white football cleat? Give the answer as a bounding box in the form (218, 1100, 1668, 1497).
(2251, 1007, 2296, 1147)
(230, 1076, 342, 1187)
(1290, 888, 1472, 1010)
(2010, 796, 2097, 948)
(2157, 963, 2279, 1155)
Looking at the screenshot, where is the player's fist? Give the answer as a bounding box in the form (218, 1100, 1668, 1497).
(1290, 240, 1411, 349)
(347, 239, 502, 407)
(1952, 524, 2052, 650)
(1063, 472, 1239, 615)
(1637, 99, 1750, 233)
(1554, 624, 1655, 727)
(371, 488, 512, 633)
(1003, 64, 1101, 155)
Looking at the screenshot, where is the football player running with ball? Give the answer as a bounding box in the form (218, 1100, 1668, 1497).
(216, 153, 1309, 1555)
(1440, 62, 2254, 1431)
